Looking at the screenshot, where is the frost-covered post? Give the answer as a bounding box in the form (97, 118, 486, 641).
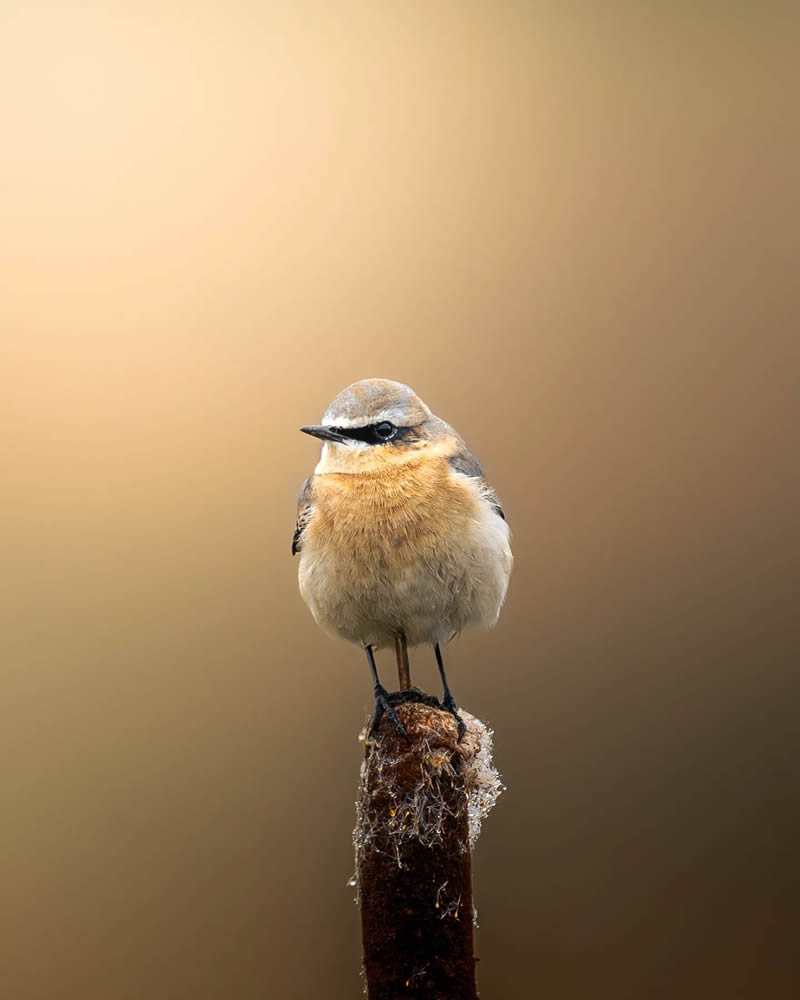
(353, 693, 502, 1000)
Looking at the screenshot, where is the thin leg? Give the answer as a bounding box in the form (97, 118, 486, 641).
(366, 645, 409, 741)
(394, 631, 411, 691)
(434, 643, 466, 741)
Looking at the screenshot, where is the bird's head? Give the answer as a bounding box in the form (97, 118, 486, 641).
(301, 379, 452, 473)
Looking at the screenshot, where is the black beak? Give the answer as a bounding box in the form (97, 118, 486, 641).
(300, 424, 348, 443)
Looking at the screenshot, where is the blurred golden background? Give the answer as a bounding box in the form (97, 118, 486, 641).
(1, 3, 797, 998)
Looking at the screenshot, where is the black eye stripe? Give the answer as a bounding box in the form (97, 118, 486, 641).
(332, 423, 411, 445)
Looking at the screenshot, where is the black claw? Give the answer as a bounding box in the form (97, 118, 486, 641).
(442, 694, 466, 742)
(370, 684, 410, 741)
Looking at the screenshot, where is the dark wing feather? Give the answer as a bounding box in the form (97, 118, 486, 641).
(448, 446, 506, 521)
(292, 476, 315, 555)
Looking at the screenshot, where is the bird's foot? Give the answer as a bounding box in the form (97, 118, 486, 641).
(369, 684, 409, 741)
(441, 693, 467, 742)
(368, 687, 440, 741)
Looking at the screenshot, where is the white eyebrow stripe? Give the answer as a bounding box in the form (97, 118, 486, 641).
(321, 405, 422, 428)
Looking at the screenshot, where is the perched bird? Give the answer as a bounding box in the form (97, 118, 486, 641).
(293, 379, 512, 740)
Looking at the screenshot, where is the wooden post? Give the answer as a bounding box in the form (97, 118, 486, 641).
(354, 695, 501, 999)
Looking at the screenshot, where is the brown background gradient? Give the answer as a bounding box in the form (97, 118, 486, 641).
(1, 3, 797, 998)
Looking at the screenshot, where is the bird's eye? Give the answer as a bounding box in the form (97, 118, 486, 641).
(375, 421, 395, 439)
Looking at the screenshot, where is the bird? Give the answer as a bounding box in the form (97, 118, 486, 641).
(293, 378, 512, 741)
